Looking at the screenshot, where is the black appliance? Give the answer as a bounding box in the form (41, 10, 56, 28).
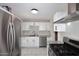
(48, 37, 79, 56)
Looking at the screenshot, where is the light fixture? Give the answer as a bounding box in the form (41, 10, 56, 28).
(67, 22, 71, 26)
(31, 8, 38, 14)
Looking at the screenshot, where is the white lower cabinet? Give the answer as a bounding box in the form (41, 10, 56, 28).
(21, 37, 39, 47)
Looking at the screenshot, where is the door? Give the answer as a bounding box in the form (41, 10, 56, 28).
(0, 9, 12, 56)
(0, 8, 21, 56)
(13, 17, 21, 55)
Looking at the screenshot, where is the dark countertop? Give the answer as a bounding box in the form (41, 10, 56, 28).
(49, 43, 79, 56)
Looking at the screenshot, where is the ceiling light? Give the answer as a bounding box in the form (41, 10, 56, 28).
(67, 22, 71, 26)
(31, 8, 38, 14)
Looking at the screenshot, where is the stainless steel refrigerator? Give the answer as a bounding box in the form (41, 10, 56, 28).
(0, 8, 21, 56)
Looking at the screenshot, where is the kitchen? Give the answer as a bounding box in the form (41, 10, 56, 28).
(0, 3, 79, 56)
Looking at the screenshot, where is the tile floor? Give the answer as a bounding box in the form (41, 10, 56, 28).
(21, 47, 47, 56)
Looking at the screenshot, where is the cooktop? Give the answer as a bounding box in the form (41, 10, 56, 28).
(49, 37, 79, 56)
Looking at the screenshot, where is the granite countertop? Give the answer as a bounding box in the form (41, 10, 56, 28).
(47, 41, 64, 44)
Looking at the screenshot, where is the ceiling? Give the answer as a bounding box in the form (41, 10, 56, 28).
(0, 3, 68, 21)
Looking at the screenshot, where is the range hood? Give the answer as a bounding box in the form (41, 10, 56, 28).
(54, 3, 79, 23)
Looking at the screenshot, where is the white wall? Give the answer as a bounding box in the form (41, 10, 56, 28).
(58, 32, 65, 43)
(48, 19, 55, 42)
(65, 20, 79, 41)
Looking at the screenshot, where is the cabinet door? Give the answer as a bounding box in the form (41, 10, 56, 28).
(29, 38, 34, 47)
(21, 37, 39, 47)
(32, 38, 35, 47)
(54, 24, 65, 32)
(54, 25, 57, 31)
(21, 37, 28, 47)
(54, 24, 58, 31)
(26, 38, 29, 47)
(35, 38, 39, 47)
(27, 38, 31, 47)
(27, 37, 35, 47)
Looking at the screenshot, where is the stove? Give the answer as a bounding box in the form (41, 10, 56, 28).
(48, 37, 79, 56)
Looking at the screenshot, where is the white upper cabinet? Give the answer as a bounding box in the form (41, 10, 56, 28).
(35, 22, 50, 31)
(21, 22, 34, 30)
(53, 12, 68, 22)
(53, 12, 66, 32)
(54, 24, 66, 32)
(21, 22, 50, 31)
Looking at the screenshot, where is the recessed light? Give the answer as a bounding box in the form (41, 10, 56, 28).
(31, 8, 38, 14)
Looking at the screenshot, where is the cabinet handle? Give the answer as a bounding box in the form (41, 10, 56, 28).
(55, 26, 57, 30)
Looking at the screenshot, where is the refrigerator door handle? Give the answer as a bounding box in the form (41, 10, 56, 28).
(7, 22, 13, 55)
(7, 22, 10, 52)
(10, 23, 13, 55)
(7, 23, 11, 53)
(12, 23, 15, 51)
